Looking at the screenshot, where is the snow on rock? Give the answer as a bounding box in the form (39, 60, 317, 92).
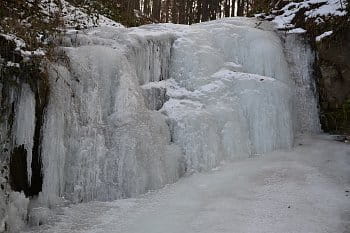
(287, 28, 307, 34)
(0, 33, 43, 59)
(38, 0, 124, 30)
(316, 30, 334, 41)
(58, 0, 124, 29)
(271, 0, 347, 30)
(305, 0, 347, 18)
(0, 34, 26, 50)
(32, 18, 320, 212)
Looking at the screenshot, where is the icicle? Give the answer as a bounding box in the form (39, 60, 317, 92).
(13, 84, 36, 185)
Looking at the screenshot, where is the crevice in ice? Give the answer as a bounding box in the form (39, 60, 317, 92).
(141, 87, 169, 110)
(10, 145, 30, 195)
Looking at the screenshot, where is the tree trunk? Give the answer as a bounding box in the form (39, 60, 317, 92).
(144, 0, 150, 15)
(224, 0, 230, 17)
(152, 0, 161, 21)
(237, 0, 244, 16)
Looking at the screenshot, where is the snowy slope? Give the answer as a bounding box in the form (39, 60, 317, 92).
(25, 135, 350, 233)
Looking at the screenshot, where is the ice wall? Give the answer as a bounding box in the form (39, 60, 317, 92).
(165, 19, 294, 171)
(35, 18, 319, 207)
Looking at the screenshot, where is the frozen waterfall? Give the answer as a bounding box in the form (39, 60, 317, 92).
(29, 18, 320, 207)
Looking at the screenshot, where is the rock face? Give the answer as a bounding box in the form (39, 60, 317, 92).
(317, 25, 350, 133)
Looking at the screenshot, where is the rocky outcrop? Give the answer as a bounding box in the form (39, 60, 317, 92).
(317, 25, 350, 133)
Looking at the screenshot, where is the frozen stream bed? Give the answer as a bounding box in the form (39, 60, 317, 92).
(25, 135, 350, 233)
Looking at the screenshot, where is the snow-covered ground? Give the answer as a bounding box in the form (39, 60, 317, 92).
(25, 135, 350, 233)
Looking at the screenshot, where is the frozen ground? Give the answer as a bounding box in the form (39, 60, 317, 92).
(25, 135, 350, 233)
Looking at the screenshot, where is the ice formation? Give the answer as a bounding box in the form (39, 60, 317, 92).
(7, 18, 319, 210)
(12, 84, 36, 184)
(7, 192, 29, 232)
(281, 32, 321, 134)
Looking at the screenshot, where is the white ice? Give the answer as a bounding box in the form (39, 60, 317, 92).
(24, 135, 350, 233)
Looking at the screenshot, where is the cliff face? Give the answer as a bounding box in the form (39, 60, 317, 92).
(317, 25, 350, 133)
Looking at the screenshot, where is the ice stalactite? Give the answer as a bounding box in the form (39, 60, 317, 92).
(12, 84, 36, 186)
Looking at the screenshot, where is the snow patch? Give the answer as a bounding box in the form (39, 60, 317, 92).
(287, 28, 307, 34)
(316, 30, 333, 41)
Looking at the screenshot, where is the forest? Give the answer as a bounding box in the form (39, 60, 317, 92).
(70, 0, 280, 25)
(122, 0, 278, 23)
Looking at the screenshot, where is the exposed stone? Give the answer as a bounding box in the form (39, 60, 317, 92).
(142, 87, 168, 110)
(317, 25, 350, 133)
